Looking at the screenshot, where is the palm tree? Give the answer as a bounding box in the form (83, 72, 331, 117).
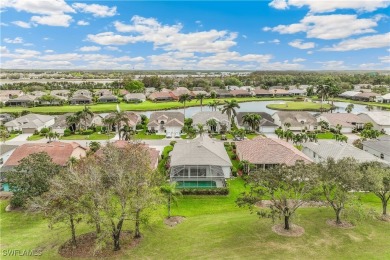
(366, 105, 373, 111)
(195, 93, 207, 112)
(78, 106, 94, 131)
(316, 84, 330, 111)
(179, 94, 192, 118)
(45, 130, 59, 142)
(119, 125, 134, 141)
(108, 111, 130, 140)
(197, 123, 206, 137)
(160, 182, 182, 219)
(284, 129, 294, 142)
(89, 141, 101, 153)
(275, 127, 284, 139)
(284, 122, 291, 129)
(66, 114, 81, 132)
(208, 100, 220, 111)
(221, 100, 240, 123)
(206, 118, 218, 133)
(345, 104, 354, 113)
(242, 113, 262, 132)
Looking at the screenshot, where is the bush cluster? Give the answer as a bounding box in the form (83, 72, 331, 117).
(179, 188, 229, 195)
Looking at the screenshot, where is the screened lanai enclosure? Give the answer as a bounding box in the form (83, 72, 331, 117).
(170, 165, 228, 188)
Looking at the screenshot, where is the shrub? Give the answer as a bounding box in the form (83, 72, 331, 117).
(179, 188, 229, 195)
(82, 129, 94, 135)
(170, 141, 177, 147)
(63, 129, 71, 137)
(223, 142, 230, 147)
(136, 124, 144, 130)
(230, 153, 236, 160)
(33, 130, 39, 135)
(231, 143, 236, 149)
(232, 167, 238, 177)
(95, 126, 102, 133)
(40, 128, 49, 134)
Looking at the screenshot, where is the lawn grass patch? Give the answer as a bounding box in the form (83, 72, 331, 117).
(134, 131, 165, 140)
(27, 135, 44, 141)
(60, 133, 115, 140)
(6, 133, 18, 141)
(317, 132, 335, 139)
(266, 101, 332, 111)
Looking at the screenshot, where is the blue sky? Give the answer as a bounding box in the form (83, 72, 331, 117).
(1, 0, 389, 70)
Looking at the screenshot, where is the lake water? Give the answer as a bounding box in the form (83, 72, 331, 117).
(134, 100, 387, 118)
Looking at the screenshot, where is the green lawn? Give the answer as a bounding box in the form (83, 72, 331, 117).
(0, 178, 389, 259)
(317, 132, 335, 139)
(0, 97, 295, 115)
(329, 98, 390, 110)
(27, 135, 44, 141)
(213, 133, 259, 140)
(134, 131, 166, 140)
(6, 134, 18, 141)
(60, 133, 115, 140)
(267, 101, 332, 111)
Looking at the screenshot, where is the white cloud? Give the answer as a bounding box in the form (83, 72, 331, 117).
(105, 46, 120, 51)
(4, 37, 23, 44)
(281, 0, 390, 13)
(322, 33, 390, 51)
(72, 3, 117, 17)
(88, 16, 238, 54)
(288, 39, 315, 49)
(242, 35, 247, 39)
(359, 63, 382, 69)
(292, 58, 306, 62)
(1, 46, 10, 54)
(316, 60, 347, 70)
(77, 20, 89, 26)
(44, 50, 54, 53)
(2, 0, 75, 15)
(268, 14, 381, 40)
(31, 14, 73, 27)
(78, 46, 101, 52)
(269, 39, 280, 44)
(257, 41, 265, 44)
(379, 55, 390, 63)
(269, 0, 288, 10)
(0, 23, 8, 27)
(307, 51, 313, 55)
(11, 21, 31, 28)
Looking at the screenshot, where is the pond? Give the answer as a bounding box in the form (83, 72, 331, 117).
(132, 100, 387, 118)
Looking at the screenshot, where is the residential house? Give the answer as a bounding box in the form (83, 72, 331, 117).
(272, 111, 318, 131)
(0, 144, 18, 169)
(30, 91, 46, 97)
(147, 112, 184, 137)
(0, 114, 14, 125)
(4, 113, 55, 133)
(226, 85, 240, 91)
(253, 88, 273, 97)
(214, 89, 233, 98)
(192, 90, 209, 97)
(362, 135, 390, 162)
(271, 89, 290, 96)
(98, 94, 118, 103)
(339, 91, 361, 99)
(352, 92, 381, 102)
(169, 136, 232, 187)
(302, 140, 389, 165)
(70, 95, 92, 105)
(6, 95, 39, 107)
(235, 137, 312, 170)
(376, 93, 390, 103)
(39, 94, 67, 105)
(316, 113, 365, 133)
(51, 90, 70, 97)
(148, 91, 175, 101)
(96, 140, 159, 169)
(170, 87, 193, 99)
(358, 112, 390, 134)
(0, 90, 23, 99)
(288, 89, 307, 96)
(230, 89, 252, 97)
(192, 111, 230, 132)
(123, 93, 146, 103)
(240, 86, 255, 92)
(73, 89, 92, 97)
(95, 89, 112, 97)
(236, 112, 278, 133)
(1, 142, 87, 173)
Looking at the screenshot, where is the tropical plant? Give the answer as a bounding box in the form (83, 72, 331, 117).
(197, 123, 206, 137)
(77, 106, 94, 130)
(195, 93, 207, 112)
(208, 100, 220, 111)
(221, 99, 240, 122)
(45, 130, 59, 142)
(179, 94, 192, 118)
(345, 104, 354, 113)
(160, 182, 182, 219)
(66, 114, 81, 132)
(1, 129, 10, 143)
(108, 111, 130, 140)
(242, 113, 262, 132)
(119, 125, 134, 140)
(316, 84, 330, 110)
(206, 118, 218, 133)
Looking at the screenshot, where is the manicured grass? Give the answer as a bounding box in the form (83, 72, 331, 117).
(0, 97, 295, 115)
(27, 135, 44, 141)
(317, 132, 335, 139)
(134, 131, 166, 140)
(6, 134, 18, 141)
(1, 179, 389, 259)
(158, 145, 174, 173)
(329, 98, 390, 110)
(60, 133, 115, 140)
(213, 133, 259, 140)
(267, 101, 332, 111)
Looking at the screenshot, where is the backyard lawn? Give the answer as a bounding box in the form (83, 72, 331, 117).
(60, 133, 115, 140)
(134, 131, 166, 140)
(6, 134, 18, 141)
(266, 101, 332, 111)
(1, 178, 389, 259)
(317, 132, 335, 139)
(26, 135, 45, 141)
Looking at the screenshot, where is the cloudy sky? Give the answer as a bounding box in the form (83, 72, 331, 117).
(1, 0, 389, 70)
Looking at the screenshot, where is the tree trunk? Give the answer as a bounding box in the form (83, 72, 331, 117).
(134, 209, 141, 238)
(382, 199, 387, 216)
(112, 218, 124, 251)
(168, 195, 171, 219)
(70, 215, 77, 247)
(284, 215, 290, 230)
(336, 208, 342, 224)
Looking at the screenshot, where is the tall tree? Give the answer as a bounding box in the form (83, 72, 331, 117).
(179, 94, 192, 118)
(345, 104, 354, 113)
(318, 158, 362, 225)
(107, 111, 130, 140)
(242, 113, 262, 132)
(66, 113, 81, 132)
(197, 123, 206, 137)
(206, 118, 218, 133)
(160, 182, 182, 219)
(77, 106, 94, 131)
(237, 161, 318, 230)
(221, 100, 240, 123)
(195, 93, 207, 112)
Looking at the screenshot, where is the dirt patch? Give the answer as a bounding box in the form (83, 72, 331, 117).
(164, 216, 185, 227)
(378, 215, 390, 222)
(59, 231, 140, 258)
(272, 224, 305, 237)
(256, 200, 327, 208)
(326, 219, 355, 229)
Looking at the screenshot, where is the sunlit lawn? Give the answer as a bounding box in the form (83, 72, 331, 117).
(26, 135, 44, 141)
(266, 101, 332, 111)
(317, 132, 335, 139)
(60, 133, 115, 140)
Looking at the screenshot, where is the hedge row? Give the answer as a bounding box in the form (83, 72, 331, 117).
(179, 188, 229, 195)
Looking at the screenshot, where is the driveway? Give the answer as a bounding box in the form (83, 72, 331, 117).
(8, 134, 31, 142)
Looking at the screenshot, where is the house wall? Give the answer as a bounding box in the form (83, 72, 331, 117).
(260, 126, 277, 133)
(301, 147, 324, 163)
(222, 166, 231, 178)
(363, 145, 390, 162)
(165, 126, 182, 137)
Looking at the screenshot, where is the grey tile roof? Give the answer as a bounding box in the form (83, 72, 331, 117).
(0, 144, 18, 156)
(275, 111, 318, 127)
(5, 114, 54, 128)
(148, 112, 184, 127)
(302, 140, 390, 165)
(358, 112, 390, 126)
(170, 136, 232, 167)
(362, 136, 390, 155)
(124, 93, 146, 100)
(192, 111, 229, 125)
(236, 112, 273, 126)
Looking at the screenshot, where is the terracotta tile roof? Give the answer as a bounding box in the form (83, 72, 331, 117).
(148, 91, 174, 100)
(320, 113, 364, 127)
(230, 89, 252, 96)
(253, 89, 272, 95)
(272, 89, 289, 94)
(4, 142, 86, 167)
(236, 137, 312, 166)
